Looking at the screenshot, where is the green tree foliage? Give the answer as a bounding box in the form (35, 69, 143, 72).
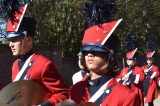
(115, 0, 160, 55)
(26, 0, 86, 57)
(26, 0, 160, 57)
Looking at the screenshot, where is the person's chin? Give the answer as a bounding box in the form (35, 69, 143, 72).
(89, 68, 100, 73)
(12, 53, 19, 56)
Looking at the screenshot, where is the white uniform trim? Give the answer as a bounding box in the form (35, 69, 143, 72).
(150, 72, 156, 79)
(72, 70, 83, 84)
(16, 4, 28, 32)
(122, 70, 133, 80)
(134, 74, 140, 84)
(13, 54, 35, 82)
(101, 19, 122, 45)
(89, 78, 113, 102)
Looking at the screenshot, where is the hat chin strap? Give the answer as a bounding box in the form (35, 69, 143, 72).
(103, 53, 111, 69)
(20, 38, 26, 55)
(20, 36, 30, 55)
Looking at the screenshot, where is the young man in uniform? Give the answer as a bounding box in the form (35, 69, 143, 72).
(70, 0, 141, 105)
(2, 1, 69, 106)
(142, 40, 159, 106)
(70, 20, 141, 106)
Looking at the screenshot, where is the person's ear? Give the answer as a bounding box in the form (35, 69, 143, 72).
(25, 36, 32, 42)
(24, 36, 32, 45)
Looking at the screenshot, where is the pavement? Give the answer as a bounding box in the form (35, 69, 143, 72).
(144, 95, 160, 106)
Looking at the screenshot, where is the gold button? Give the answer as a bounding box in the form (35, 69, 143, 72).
(103, 30, 108, 34)
(96, 39, 101, 43)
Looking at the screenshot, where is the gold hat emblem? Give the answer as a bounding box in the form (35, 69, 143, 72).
(103, 30, 108, 34)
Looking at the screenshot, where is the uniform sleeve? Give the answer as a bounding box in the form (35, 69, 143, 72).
(134, 67, 145, 83)
(152, 66, 159, 79)
(123, 91, 140, 106)
(72, 70, 83, 85)
(41, 61, 69, 106)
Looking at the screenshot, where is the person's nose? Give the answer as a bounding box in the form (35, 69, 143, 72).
(87, 53, 94, 57)
(9, 42, 13, 47)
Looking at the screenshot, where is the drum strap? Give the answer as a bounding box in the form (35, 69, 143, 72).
(13, 54, 35, 82)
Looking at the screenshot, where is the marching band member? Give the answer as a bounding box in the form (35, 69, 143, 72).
(157, 75, 160, 87)
(1, 1, 69, 106)
(70, 0, 140, 105)
(142, 40, 159, 106)
(116, 33, 145, 106)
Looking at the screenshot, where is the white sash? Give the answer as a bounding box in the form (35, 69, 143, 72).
(122, 70, 133, 80)
(148, 65, 156, 79)
(89, 78, 113, 102)
(13, 54, 35, 82)
(148, 65, 152, 71)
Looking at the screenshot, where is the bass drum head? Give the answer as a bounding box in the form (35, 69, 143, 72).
(78, 102, 98, 106)
(0, 80, 50, 106)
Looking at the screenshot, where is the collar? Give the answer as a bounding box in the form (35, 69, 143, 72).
(88, 76, 112, 87)
(18, 49, 34, 61)
(128, 65, 134, 69)
(148, 64, 152, 68)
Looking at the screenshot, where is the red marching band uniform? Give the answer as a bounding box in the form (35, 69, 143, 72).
(116, 34, 145, 106)
(11, 53, 69, 105)
(141, 46, 159, 104)
(70, 0, 142, 105)
(71, 75, 139, 106)
(142, 64, 159, 103)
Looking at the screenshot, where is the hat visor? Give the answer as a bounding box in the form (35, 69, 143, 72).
(7, 32, 21, 38)
(81, 43, 110, 54)
(7, 31, 27, 38)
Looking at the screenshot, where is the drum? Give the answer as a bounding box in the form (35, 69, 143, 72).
(0, 80, 51, 106)
(78, 102, 98, 106)
(56, 100, 98, 106)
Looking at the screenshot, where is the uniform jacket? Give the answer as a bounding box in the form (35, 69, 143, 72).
(116, 66, 145, 106)
(70, 78, 140, 106)
(12, 53, 69, 106)
(141, 65, 159, 103)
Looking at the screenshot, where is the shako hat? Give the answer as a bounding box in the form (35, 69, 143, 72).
(125, 32, 137, 60)
(81, 0, 122, 54)
(145, 39, 156, 59)
(0, 0, 34, 40)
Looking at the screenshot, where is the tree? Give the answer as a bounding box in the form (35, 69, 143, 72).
(25, 0, 160, 57)
(26, 0, 86, 57)
(115, 0, 160, 55)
